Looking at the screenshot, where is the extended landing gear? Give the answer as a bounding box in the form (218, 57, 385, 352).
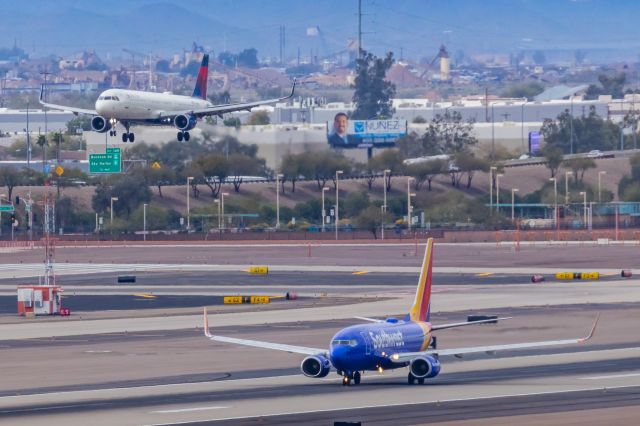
(109, 130, 117, 137)
(121, 132, 135, 143)
(342, 371, 362, 386)
(407, 373, 425, 385)
(177, 131, 190, 142)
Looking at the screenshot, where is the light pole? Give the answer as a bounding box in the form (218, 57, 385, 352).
(0, 193, 6, 237)
(549, 177, 557, 225)
(407, 177, 414, 230)
(511, 188, 519, 222)
(275, 173, 283, 229)
(489, 166, 497, 213)
(382, 168, 390, 238)
(579, 191, 587, 228)
(143, 203, 147, 241)
(221, 192, 229, 230)
(186, 176, 193, 230)
(496, 173, 504, 214)
(321, 186, 329, 232)
(110, 197, 118, 229)
(565, 171, 573, 204)
(491, 103, 495, 160)
(598, 171, 607, 204)
(335, 170, 343, 240)
(214, 199, 220, 231)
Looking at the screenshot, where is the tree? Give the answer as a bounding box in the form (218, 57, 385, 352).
(355, 206, 389, 239)
(0, 167, 21, 201)
(91, 175, 152, 218)
(280, 153, 303, 193)
(193, 154, 229, 198)
(500, 82, 544, 100)
(541, 145, 564, 178)
(585, 73, 626, 100)
(352, 50, 396, 119)
(237, 48, 259, 68)
(227, 154, 265, 192)
(454, 153, 490, 189)
(412, 116, 427, 124)
(66, 116, 92, 134)
(405, 160, 446, 191)
(247, 110, 271, 125)
(563, 157, 596, 183)
(541, 106, 619, 154)
(369, 149, 404, 191)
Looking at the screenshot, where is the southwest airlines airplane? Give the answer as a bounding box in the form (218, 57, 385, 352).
(39, 54, 296, 143)
(204, 238, 598, 386)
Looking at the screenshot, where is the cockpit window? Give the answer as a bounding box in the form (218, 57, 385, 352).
(331, 339, 358, 347)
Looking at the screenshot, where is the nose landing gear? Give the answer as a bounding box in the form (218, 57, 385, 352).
(341, 371, 362, 386)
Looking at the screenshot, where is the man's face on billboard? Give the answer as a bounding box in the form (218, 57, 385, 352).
(334, 115, 348, 135)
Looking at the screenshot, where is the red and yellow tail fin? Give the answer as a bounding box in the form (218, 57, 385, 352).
(409, 238, 434, 322)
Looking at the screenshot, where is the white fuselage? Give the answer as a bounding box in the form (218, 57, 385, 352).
(95, 89, 213, 121)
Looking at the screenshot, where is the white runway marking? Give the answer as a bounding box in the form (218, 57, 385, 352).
(581, 372, 640, 380)
(151, 406, 227, 414)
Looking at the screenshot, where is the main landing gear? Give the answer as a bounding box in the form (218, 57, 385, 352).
(341, 371, 361, 386)
(407, 372, 425, 385)
(121, 132, 135, 143)
(177, 131, 190, 142)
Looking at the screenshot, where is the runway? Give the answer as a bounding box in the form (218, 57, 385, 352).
(1, 242, 639, 425)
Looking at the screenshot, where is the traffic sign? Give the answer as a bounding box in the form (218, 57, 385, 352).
(56, 165, 64, 176)
(0, 205, 14, 212)
(89, 147, 121, 173)
(151, 161, 161, 170)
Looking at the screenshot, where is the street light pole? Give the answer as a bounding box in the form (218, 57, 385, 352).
(276, 173, 283, 229)
(186, 176, 193, 230)
(598, 171, 607, 203)
(565, 171, 573, 204)
(580, 191, 587, 228)
(221, 193, 229, 230)
(496, 174, 502, 207)
(550, 177, 557, 227)
(383, 168, 390, 239)
(214, 199, 220, 231)
(407, 177, 414, 231)
(511, 188, 519, 222)
(110, 197, 118, 229)
(335, 170, 343, 240)
(489, 166, 497, 213)
(321, 186, 329, 232)
(143, 203, 147, 241)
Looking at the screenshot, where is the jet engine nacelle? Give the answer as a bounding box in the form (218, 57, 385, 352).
(301, 355, 331, 378)
(409, 355, 441, 379)
(174, 114, 197, 131)
(91, 116, 112, 133)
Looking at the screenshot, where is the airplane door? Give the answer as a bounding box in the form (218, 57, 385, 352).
(360, 332, 371, 356)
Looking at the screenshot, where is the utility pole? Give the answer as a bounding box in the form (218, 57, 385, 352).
(40, 71, 51, 170)
(358, 0, 362, 56)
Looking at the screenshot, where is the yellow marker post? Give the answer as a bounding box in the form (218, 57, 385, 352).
(248, 266, 269, 275)
(475, 272, 494, 277)
(223, 295, 270, 304)
(580, 272, 600, 280)
(555, 272, 574, 280)
(223, 296, 243, 304)
(352, 271, 369, 275)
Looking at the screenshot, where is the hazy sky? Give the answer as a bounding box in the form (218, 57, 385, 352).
(2, 0, 639, 63)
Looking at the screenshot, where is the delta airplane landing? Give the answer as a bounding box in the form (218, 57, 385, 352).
(204, 238, 599, 386)
(40, 54, 295, 143)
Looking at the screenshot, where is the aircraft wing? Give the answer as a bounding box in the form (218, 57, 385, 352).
(203, 308, 326, 356)
(39, 85, 98, 116)
(390, 314, 599, 363)
(160, 79, 296, 119)
(430, 316, 512, 331)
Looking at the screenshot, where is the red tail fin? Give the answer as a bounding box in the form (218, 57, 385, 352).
(409, 238, 434, 322)
(192, 54, 209, 99)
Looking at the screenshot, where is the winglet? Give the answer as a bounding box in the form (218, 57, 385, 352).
(578, 313, 600, 343)
(287, 78, 297, 99)
(203, 307, 213, 338)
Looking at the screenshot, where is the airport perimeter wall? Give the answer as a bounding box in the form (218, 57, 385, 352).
(3, 228, 640, 246)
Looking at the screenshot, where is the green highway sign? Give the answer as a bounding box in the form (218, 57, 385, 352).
(0, 205, 14, 212)
(89, 147, 121, 173)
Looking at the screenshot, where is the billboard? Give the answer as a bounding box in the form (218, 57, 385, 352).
(327, 113, 407, 148)
(528, 131, 541, 155)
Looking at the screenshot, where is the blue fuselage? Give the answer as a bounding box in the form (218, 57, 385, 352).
(329, 320, 430, 374)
